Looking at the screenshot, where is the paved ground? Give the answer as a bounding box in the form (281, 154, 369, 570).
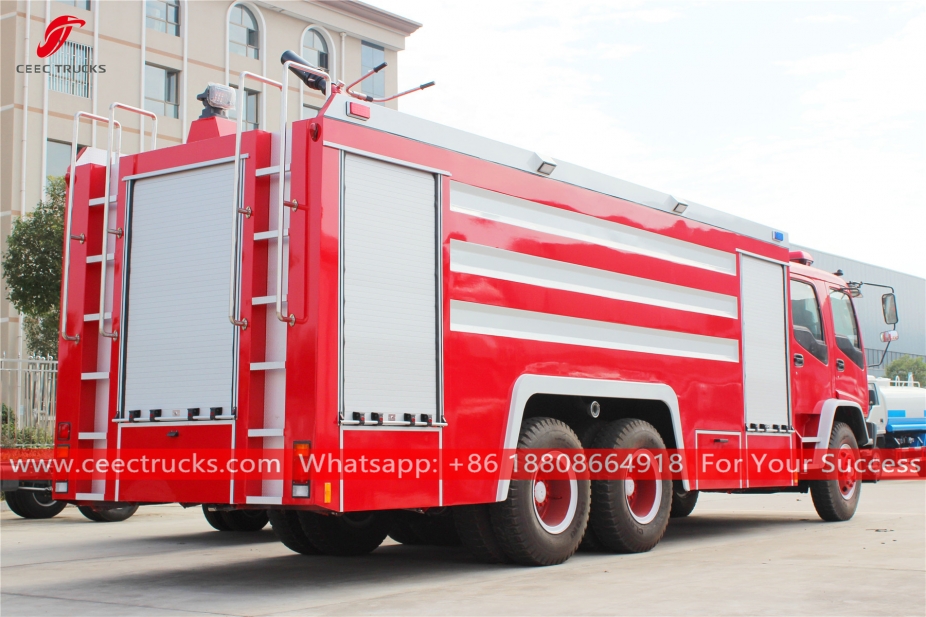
(1, 481, 924, 616)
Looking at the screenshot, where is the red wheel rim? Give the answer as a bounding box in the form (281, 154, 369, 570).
(625, 449, 662, 524)
(531, 451, 578, 535)
(837, 444, 858, 500)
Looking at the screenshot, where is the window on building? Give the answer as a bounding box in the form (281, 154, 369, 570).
(229, 5, 259, 59)
(144, 64, 179, 118)
(147, 0, 180, 37)
(57, 0, 91, 10)
(46, 140, 84, 180)
(361, 41, 385, 99)
(48, 41, 92, 98)
(229, 86, 259, 130)
(302, 29, 329, 72)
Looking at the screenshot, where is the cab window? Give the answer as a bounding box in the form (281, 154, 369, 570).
(790, 279, 827, 364)
(828, 289, 864, 368)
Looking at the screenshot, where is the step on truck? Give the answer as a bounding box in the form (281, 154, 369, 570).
(50, 52, 906, 565)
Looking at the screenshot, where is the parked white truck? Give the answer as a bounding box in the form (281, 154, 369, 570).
(868, 375, 926, 448)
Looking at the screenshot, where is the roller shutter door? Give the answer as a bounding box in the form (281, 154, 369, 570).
(342, 154, 438, 421)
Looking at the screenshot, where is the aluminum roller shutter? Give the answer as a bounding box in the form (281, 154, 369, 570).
(740, 254, 790, 427)
(122, 163, 236, 415)
(342, 154, 438, 421)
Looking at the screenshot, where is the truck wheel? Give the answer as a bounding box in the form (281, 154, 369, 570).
(670, 481, 699, 518)
(453, 504, 510, 563)
(268, 509, 320, 554)
(202, 505, 232, 531)
(4, 492, 29, 517)
(489, 417, 590, 566)
(79, 504, 138, 522)
(390, 509, 462, 546)
(221, 509, 269, 531)
(298, 510, 393, 556)
(6, 489, 66, 519)
(388, 511, 428, 545)
(590, 418, 671, 553)
(811, 421, 861, 522)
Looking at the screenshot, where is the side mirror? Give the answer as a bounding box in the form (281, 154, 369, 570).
(882, 293, 898, 325)
(880, 330, 899, 343)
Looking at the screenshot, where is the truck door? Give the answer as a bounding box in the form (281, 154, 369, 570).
(789, 277, 832, 416)
(825, 288, 867, 409)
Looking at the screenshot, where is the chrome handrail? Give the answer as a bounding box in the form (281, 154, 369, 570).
(277, 61, 330, 326)
(229, 72, 283, 330)
(62, 112, 121, 344)
(100, 103, 158, 340)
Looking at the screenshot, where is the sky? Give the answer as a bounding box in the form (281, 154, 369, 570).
(372, 0, 926, 278)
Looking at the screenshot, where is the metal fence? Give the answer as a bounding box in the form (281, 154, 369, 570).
(865, 349, 926, 376)
(1, 357, 58, 449)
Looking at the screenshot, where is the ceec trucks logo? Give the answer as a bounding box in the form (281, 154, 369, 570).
(37, 14, 85, 58)
(16, 14, 105, 75)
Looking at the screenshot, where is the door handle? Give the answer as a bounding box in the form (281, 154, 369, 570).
(167, 430, 179, 438)
(713, 438, 729, 444)
(836, 359, 845, 372)
(793, 353, 804, 368)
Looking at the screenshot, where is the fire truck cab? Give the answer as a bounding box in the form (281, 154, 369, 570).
(52, 55, 890, 566)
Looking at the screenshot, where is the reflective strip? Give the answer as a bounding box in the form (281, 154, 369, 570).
(450, 240, 737, 318)
(450, 182, 737, 275)
(449, 300, 739, 362)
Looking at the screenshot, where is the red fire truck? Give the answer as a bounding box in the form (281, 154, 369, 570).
(51, 53, 900, 566)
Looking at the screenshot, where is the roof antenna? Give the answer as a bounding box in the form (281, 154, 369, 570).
(345, 62, 434, 103)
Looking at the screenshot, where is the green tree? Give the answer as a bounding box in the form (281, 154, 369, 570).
(884, 356, 926, 385)
(1, 177, 65, 358)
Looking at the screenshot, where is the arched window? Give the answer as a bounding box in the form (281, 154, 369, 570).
(302, 29, 329, 73)
(229, 5, 259, 59)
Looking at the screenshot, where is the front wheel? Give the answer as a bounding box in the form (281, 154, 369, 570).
(670, 481, 699, 518)
(489, 417, 590, 566)
(810, 421, 861, 522)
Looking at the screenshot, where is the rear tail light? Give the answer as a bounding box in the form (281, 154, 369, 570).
(57, 422, 71, 441)
(55, 444, 70, 459)
(292, 441, 311, 497)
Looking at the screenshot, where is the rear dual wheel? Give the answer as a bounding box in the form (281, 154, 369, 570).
(4, 489, 67, 519)
(202, 506, 269, 531)
(78, 504, 138, 522)
(589, 418, 672, 553)
(270, 509, 393, 556)
(489, 417, 590, 566)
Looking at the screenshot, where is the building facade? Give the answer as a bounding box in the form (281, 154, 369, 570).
(1, 0, 420, 361)
(795, 245, 926, 377)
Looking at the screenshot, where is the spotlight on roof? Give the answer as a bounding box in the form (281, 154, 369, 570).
(196, 83, 235, 119)
(530, 152, 557, 176)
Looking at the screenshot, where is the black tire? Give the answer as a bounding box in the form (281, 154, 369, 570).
(453, 504, 510, 563)
(86, 504, 138, 522)
(575, 419, 605, 552)
(221, 509, 269, 532)
(670, 481, 699, 518)
(298, 510, 393, 556)
(590, 418, 672, 553)
(268, 509, 321, 555)
(388, 511, 428, 545)
(4, 492, 29, 518)
(489, 417, 590, 566)
(810, 421, 861, 522)
(202, 505, 232, 531)
(78, 505, 105, 521)
(5, 489, 66, 519)
(390, 509, 462, 546)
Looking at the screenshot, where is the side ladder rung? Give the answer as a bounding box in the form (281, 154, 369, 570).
(254, 229, 288, 241)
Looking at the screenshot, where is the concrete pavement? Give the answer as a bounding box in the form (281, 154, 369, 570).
(1, 481, 923, 616)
